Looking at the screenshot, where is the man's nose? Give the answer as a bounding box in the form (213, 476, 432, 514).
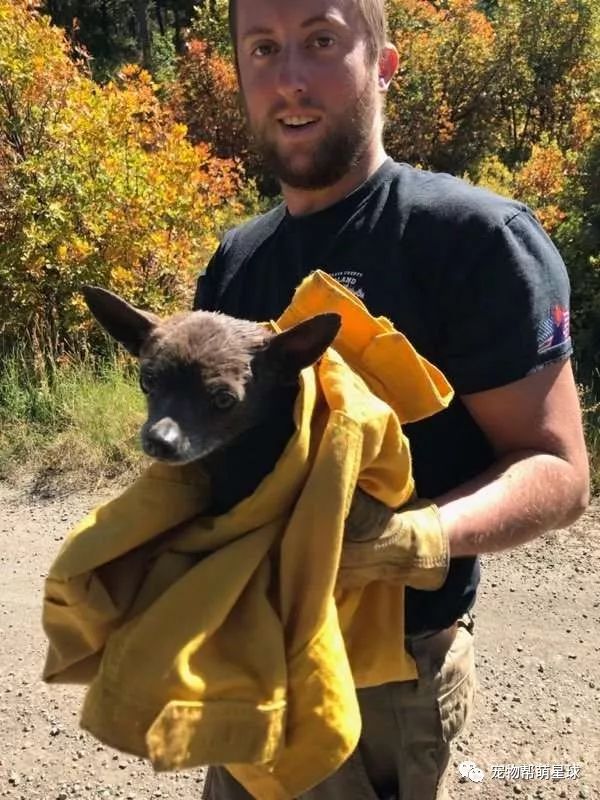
(277, 45, 309, 99)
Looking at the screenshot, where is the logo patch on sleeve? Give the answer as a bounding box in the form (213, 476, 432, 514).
(537, 305, 570, 354)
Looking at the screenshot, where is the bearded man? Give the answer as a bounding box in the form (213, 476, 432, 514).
(194, 1, 590, 798)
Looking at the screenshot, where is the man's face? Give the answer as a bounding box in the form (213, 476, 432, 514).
(235, 0, 381, 190)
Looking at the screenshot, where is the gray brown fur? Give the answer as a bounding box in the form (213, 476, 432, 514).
(82, 286, 341, 513)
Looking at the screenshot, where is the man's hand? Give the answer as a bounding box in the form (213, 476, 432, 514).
(339, 488, 449, 590)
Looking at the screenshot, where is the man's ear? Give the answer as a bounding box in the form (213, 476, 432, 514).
(266, 313, 341, 379)
(377, 44, 399, 91)
(81, 286, 160, 356)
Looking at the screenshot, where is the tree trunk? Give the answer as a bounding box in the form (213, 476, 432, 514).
(101, 0, 110, 43)
(156, 0, 166, 37)
(173, 4, 183, 54)
(133, 0, 153, 70)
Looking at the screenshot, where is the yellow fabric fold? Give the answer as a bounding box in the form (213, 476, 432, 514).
(42, 271, 454, 800)
(276, 270, 453, 426)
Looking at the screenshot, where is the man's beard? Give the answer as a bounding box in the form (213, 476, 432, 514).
(247, 83, 377, 191)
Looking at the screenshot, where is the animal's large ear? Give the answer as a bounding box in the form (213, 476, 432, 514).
(266, 313, 341, 378)
(81, 286, 161, 357)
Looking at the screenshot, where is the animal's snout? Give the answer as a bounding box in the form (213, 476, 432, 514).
(143, 418, 184, 461)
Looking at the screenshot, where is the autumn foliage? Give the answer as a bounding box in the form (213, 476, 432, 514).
(1, 0, 599, 375)
(169, 38, 248, 161)
(0, 0, 252, 355)
(386, 0, 498, 174)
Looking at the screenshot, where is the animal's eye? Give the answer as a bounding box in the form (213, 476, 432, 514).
(139, 371, 154, 394)
(212, 389, 238, 411)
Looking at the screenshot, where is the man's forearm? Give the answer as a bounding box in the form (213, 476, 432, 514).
(437, 450, 590, 558)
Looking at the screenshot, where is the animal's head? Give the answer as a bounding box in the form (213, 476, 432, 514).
(82, 286, 341, 464)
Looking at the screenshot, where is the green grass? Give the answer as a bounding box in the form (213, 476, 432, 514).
(0, 345, 146, 492)
(0, 343, 599, 498)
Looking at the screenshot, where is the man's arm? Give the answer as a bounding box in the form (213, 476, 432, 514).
(438, 359, 590, 557)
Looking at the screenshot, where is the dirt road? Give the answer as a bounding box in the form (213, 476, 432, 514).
(1, 481, 598, 800)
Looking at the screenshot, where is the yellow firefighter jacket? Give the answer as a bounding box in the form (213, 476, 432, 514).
(42, 270, 453, 799)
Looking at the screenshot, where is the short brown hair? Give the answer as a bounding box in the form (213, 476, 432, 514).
(228, 0, 388, 64)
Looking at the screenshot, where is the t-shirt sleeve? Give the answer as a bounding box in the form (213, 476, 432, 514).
(193, 248, 222, 311)
(435, 209, 572, 395)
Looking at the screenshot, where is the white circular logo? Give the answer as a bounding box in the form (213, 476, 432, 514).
(458, 761, 477, 778)
(458, 761, 486, 782)
(469, 767, 485, 783)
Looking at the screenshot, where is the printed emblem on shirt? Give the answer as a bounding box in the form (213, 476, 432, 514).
(537, 304, 570, 353)
(329, 270, 366, 300)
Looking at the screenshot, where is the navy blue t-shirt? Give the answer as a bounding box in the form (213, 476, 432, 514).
(194, 159, 572, 635)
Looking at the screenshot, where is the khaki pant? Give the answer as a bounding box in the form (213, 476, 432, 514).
(202, 614, 476, 800)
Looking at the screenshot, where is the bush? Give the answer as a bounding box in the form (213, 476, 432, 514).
(0, 1, 257, 358)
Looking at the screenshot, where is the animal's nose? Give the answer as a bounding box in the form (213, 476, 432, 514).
(143, 418, 182, 461)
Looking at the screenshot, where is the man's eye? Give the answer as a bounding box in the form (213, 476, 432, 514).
(252, 42, 277, 58)
(312, 35, 335, 49)
(212, 390, 238, 411)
